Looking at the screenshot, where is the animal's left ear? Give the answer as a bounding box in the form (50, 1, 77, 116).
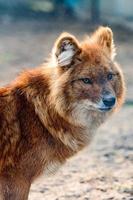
(92, 27, 116, 60)
(52, 32, 81, 67)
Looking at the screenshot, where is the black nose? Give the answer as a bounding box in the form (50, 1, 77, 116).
(103, 96, 116, 107)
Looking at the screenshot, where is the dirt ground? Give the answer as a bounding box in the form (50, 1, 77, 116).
(0, 20, 132, 200)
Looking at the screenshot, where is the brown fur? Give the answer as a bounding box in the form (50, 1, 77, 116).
(0, 27, 125, 199)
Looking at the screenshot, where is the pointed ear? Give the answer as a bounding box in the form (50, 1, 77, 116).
(92, 27, 116, 60)
(52, 33, 81, 67)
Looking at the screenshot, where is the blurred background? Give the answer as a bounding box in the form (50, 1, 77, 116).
(0, 0, 133, 101)
(0, 1, 132, 199)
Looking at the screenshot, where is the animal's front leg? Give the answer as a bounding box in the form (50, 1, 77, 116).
(0, 175, 31, 200)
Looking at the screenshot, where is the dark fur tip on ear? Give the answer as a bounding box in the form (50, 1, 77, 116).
(52, 33, 81, 67)
(92, 26, 116, 60)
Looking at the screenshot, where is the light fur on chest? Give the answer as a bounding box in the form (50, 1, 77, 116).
(44, 161, 62, 176)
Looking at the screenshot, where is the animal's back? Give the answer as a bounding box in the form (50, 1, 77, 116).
(0, 71, 50, 179)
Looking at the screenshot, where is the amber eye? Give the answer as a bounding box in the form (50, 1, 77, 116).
(81, 78, 93, 84)
(107, 73, 114, 81)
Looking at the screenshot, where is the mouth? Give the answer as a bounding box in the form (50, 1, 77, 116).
(88, 105, 113, 112)
(98, 107, 112, 112)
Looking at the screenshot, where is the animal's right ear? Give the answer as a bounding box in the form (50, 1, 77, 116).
(52, 33, 81, 67)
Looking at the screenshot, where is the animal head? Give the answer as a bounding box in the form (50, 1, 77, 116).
(50, 27, 125, 123)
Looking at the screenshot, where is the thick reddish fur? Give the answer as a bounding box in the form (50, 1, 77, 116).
(0, 27, 125, 199)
